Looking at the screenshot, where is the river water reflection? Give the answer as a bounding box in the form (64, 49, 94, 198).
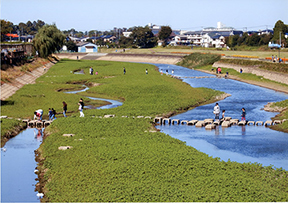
(155, 64, 288, 170)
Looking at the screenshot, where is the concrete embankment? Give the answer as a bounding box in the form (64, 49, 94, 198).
(213, 62, 288, 86)
(97, 53, 183, 64)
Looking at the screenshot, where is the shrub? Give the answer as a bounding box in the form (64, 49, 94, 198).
(177, 52, 221, 69)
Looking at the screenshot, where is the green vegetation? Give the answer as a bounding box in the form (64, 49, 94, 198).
(271, 100, 288, 132)
(33, 24, 65, 58)
(177, 52, 221, 69)
(2, 59, 288, 202)
(1, 118, 26, 147)
(40, 117, 288, 202)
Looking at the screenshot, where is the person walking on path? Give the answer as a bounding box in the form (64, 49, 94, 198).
(34, 109, 43, 120)
(241, 108, 246, 121)
(62, 101, 67, 117)
(78, 98, 84, 117)
(213, 103, 220, 120)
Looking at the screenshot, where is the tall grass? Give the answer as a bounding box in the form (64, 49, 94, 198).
(177, 52, 221, 69)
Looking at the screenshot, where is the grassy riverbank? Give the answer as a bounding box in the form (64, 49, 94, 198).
(2, 59, 288, 202)
(1, 118, 27, 147)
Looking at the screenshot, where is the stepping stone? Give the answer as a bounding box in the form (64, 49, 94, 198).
(205, 124, 216, 130)
(63, 134, 75, 137)
(58, 146, 73, 150)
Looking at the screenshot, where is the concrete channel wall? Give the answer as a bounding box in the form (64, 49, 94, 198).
(213, 62, 288, 85)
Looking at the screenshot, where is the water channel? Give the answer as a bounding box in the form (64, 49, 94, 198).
(1, 63, 288, 202)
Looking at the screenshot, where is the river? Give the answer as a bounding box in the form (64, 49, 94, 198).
(1, 63, 288, 202)
(155, 63, 288, 170)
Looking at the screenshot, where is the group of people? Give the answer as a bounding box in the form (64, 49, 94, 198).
(160, 69, 174, 76)
(271, 55, 283, 63)
(213, 103, 246, 121)
(33, 98, 85, 120)
(89, 67, 98, 75)
(48, 108, 57, 120)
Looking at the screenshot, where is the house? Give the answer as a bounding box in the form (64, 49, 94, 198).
(77, 42, 98, 53)
(123, 32, 132, 37)
(258, 29, 274, 35)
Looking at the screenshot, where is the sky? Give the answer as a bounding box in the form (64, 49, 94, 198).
(1, 0, 288, 32)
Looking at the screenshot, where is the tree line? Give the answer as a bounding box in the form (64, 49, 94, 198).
(1, 19, 288, 59)
(225, 20, 288, 48)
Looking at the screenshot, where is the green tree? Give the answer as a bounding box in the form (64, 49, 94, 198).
(158, 26, 172, 46)
(259, 34, 273, 45)
(65, 40, 78, 52)
(119, 36, 133, 48)
(237, 32, 249, 46)
(272, 20, 288, 47)
(0, 20, 14, 41)
(247, 33, 261, 46)
(33, 24, 65, 57)
(231, 35, 240, 47)
(130, 26, 157, 48)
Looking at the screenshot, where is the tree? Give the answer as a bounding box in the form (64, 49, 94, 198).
(272, 20, 288, 47)
(119, 36, 133, 48)
(237, 32, 249, 46)
(1, 20, 14, 41)
(247, 33, 261, 46)
(65, 40, 78, 52)
(33, 24, 65, 57)
(158, 26, 172, 46)
(130, 26, 157, 48)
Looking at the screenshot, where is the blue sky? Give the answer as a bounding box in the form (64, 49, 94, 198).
(1, 0, 288, 32)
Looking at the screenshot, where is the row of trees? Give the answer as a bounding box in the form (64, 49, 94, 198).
(118, 26, 172, 48)
(2, 19, 288, 58)
(226, 20, 288, 48)
(1, 19, 45, 40)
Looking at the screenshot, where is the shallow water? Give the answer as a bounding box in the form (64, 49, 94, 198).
(1, 128, 43, 202)
(155, 64, 288, 170)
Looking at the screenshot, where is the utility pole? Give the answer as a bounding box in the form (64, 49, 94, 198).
(94, 30, 96, 44)
(279, 31, 281, 61)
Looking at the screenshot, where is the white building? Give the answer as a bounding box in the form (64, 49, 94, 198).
(77, 42, 98, 53)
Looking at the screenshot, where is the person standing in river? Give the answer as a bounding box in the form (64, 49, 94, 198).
(241, 108, 246, 121)
(78, 98, 84, 117)
(213, 103, 220, 120)
(62, 101, 67, 117)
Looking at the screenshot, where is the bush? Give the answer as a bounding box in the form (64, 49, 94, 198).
(177, 52, 221, 69)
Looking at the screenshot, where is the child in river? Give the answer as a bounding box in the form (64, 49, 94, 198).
(241, 108, 246, 121)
